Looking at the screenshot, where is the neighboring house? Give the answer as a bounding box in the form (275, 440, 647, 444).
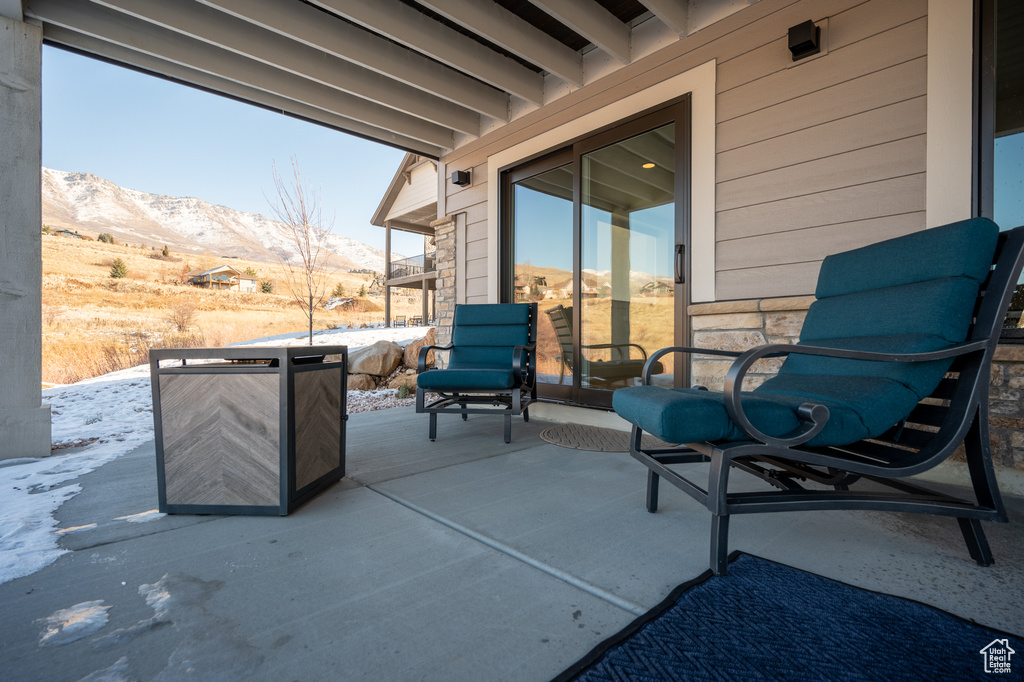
(547, 278, 600, 300)
(640, 280, 673, 296)
(54, 229, 86, 239)
(371, 153, 438, 326)
(4, 0, 1024, 495)
(513, 277, 528, 301)
(187, 265, 258, 293)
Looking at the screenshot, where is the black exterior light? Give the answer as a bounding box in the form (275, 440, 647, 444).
(451, 170, 471, 186)
(788, 20, 820, 61)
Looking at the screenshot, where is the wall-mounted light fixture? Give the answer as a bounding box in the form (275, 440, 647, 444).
(642, 162, 656, 169)
(788, 20, 820, 61)
(451, 170, 471, 186)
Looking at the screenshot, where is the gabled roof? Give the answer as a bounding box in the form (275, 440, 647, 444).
(371, 153, 438, 235)
(187, 265, 244, 278)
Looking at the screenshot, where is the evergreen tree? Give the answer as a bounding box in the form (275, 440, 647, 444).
(332, 282, 346, 297)
(162, 245, 170, 257)
(110, 258, 128, 278)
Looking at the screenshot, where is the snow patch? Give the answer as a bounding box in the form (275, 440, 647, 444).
(37, 600, 111, 646)
(0, 325, 429, 586)
(115, 510, 165, 524)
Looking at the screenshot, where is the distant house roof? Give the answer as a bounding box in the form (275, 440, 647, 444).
(187, 265, 254, 279)
(550, 277, 600, 293)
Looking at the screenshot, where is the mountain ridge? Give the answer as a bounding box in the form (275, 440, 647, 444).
(41, 167, 389, 271)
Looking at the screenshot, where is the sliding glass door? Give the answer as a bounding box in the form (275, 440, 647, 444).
(507, 152, 575, 397)
(504, 100, 689, 407)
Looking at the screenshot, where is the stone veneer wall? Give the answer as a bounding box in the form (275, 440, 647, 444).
(690, 296, 1024, 474)
(430, 216, 457, 360)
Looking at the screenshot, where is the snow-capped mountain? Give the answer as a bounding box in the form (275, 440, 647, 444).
(41, 167, 389, 271)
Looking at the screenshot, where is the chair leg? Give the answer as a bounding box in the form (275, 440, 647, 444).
(711, 514, 730, 576)
(708, 449, 732, 575)
(504, 414, 511, 443)
(429, 413, 437, 442)
(523, 406, 530, 423)
(646, 470, 659, 513)
(957, 517, 995, 566)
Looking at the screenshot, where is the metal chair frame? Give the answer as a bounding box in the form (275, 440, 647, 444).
(415, 304, 538, 444)
(629, 226, 1024, 575)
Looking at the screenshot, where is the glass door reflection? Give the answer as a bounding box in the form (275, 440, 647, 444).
(579, 123, 676, 394)
(511, 161, 574, 390)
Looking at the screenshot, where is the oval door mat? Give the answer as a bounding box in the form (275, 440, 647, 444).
(539, 423, 678, 452)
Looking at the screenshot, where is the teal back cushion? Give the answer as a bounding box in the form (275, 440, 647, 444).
(778, 218, 999, 397)
(450, 304, 532, 368)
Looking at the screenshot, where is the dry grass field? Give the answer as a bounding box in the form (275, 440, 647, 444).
(41, 233, 425, 385)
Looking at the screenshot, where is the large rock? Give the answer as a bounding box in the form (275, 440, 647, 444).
(349, 340, 403, 376)
(347, 373, 377, 391)
(403, 327, 437, 369)
(388, 372, 419, 391)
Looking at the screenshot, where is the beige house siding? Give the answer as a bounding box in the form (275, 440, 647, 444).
(386, 161, 437, 221)
(438, 0, 930, 305)
(444, 161, 490, 303)
(715, 0, 927, 299)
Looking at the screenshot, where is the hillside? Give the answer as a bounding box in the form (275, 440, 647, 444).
(41, 234, 427, 386)
(41, 167, 391, 271)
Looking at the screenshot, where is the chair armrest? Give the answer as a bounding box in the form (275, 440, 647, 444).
(581, 342, 651, 362)
(417, 344, 453, 374)
(512, 344, 537, 386)
(721, 340, 989, 449)
(641, 346, 743, 384)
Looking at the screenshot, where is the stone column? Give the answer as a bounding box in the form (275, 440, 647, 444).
(0, 15, 50, 458)
(431, 216, 457, 356)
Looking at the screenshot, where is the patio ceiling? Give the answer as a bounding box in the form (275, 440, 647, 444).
(19, 0, 709, 158)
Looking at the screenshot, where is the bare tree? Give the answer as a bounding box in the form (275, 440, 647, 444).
(268, 158, 335, 345)
(167, 298, 198, 332)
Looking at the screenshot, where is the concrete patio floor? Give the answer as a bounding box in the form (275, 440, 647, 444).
(2, 407, 1022, 681)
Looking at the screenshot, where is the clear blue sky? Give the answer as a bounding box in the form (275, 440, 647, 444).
(41, 45, 423, 254)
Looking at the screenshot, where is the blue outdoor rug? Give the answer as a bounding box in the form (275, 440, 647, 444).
(554, 553, 1022, 681)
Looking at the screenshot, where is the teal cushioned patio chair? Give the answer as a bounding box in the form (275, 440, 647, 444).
(613, 218, 1024, 575)
(416, 303, 537, 443)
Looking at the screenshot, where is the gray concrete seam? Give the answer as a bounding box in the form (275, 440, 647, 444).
(367, 483, 647, 616)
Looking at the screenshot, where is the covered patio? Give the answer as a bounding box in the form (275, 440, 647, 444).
(2, 408, 1021, 679)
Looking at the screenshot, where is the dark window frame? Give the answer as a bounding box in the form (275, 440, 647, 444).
(978, 0, 1024, 342)
(498, 96, 691, 408)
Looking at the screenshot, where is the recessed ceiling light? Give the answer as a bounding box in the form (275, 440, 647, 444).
(642, 162, 656, 169)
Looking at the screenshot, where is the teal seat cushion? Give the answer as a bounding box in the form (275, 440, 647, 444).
(785, 218, 999, 398)
(754, 373, 922, 443)
(813, 218, 998, 299)
(781, 333, 961, 398)
(450, 303, 533, 368)
(613, 374, 920, 447)
(613, 386, 801, 445)
(418, 368, 517, 391)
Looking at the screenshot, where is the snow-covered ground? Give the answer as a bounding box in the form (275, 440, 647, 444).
(0, 326, 429, 586)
